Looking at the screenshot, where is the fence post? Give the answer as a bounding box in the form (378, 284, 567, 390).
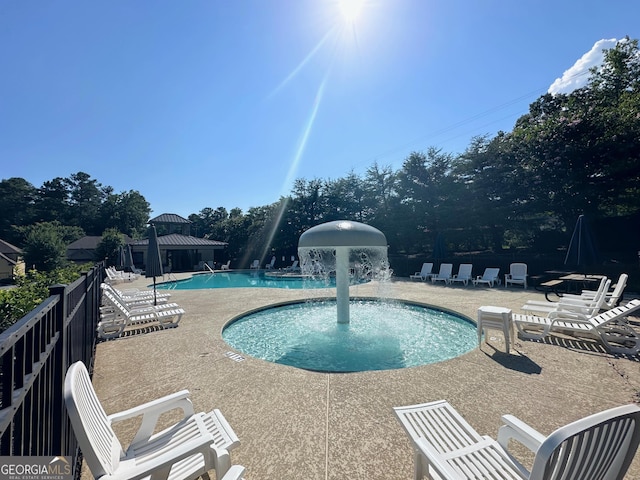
(48, 283, 67, 455)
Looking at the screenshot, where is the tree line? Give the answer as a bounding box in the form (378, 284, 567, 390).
(189, 38, 640, 266)
(1, 38, 639, 272)
(0, 172, 151, 270)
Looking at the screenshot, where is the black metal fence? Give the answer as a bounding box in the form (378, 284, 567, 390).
(0, 264, 103, 469)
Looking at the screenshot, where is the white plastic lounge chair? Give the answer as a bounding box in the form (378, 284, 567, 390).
(284, 260, 300, 272)
(394, 399, 640, 480)
(64, 361, 240, 480)
(107, 283, 172, 301)
(504, 263, 528, 288)
(265, 256, 276, 269)
(101, 283, 171, 307)
(105, 266, 135, 283)
(514, 298, 640, 354)
(221, 260, 231, 270)
(410, 263, 433, 281)
(98, 289, 184, 339)
(521, 277, 610, 316)
(472, 267, 501, 287)
(449, 264, 473, 286)
(249, 259, 260, 269)
(565, 273, 628, 310)
(431, 263, 453, 284)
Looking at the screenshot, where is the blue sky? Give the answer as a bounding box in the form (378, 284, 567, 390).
(1, 1, 638, 219)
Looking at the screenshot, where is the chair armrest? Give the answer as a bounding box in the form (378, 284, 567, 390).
(548, 310, 589, 321)
(104, 434, 217, 480)
(497, 414, 545, 453)
(220, 465, 246, 480)
(108, 390, 195, 444)
(414, 437, 464, 480)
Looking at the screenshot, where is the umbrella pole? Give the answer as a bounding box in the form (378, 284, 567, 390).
(153, 277, 157, 306)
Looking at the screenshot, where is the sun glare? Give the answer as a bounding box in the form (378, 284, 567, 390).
(338, 0, 365, 23)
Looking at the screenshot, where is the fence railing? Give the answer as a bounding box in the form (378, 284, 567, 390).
(0, 264, 103, 469)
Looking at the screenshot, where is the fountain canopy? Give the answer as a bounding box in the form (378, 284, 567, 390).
(298, 220, 387, 248)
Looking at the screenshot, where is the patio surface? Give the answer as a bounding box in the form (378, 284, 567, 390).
(86, 272, 640, 480)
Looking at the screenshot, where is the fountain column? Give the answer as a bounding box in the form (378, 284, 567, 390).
(298, 220, 388, 325)
(335, 246, 350, 324)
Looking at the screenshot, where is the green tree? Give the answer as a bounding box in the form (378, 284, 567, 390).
(95, 228, 126, 266)
(0, 177, 37, 244)
(65, 172, 107, 234)
(99, 190, 151, 237)
(20, 222, 83, 271)
(35, 177, 71, 224)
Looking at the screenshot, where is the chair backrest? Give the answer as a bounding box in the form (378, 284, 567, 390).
(530, 404, 640, 480)
(250, 260, 259, 268)
(590, 299, 640, 329)
(102, 289, 132, 317)
(291, 260, 299, 268)
(606, 274, 628, 306)
(64, 362, 123, 478)
(591, 278, 612, 310)
(421, 263, 433, 275)
(457, 264, 472, 278)
(438, 263, 453, 277)
(483, 267, 500, 280)
(509, 263, 527, 279)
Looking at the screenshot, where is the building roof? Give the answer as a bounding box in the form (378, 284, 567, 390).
(67, 236, 104, 250)
(131, 233, 227, 248)
(149, 213, 192, 224)
(0, 238, 22, 255)
(0, 252, 17, 266)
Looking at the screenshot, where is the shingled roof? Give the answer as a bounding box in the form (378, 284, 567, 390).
(0, 238, 22, 255)
(149, 213, 191, 224)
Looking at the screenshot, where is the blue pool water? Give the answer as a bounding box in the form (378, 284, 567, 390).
(222, 300, 477, 372)
(156, 271, 343, 290)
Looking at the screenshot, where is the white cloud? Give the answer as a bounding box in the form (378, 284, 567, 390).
(548, 38, 619, 94)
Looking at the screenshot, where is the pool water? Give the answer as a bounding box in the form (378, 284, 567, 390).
(222, 299, 477, 372)
(156, 271, 346, 290)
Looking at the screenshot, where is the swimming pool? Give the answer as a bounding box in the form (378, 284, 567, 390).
(155, 271, 348, 290)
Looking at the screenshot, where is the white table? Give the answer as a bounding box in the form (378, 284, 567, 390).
(477, 305, 513, 353)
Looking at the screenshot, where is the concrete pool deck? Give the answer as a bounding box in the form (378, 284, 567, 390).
(87, 273, 640, 479)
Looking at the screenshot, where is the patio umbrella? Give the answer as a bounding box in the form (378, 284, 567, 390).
(564, 215, 600, 275)
(432, 233, 447, 267)
(117, 245, 125, 269)
(124, 244, 134, 272)
(145, 225, 164, 305)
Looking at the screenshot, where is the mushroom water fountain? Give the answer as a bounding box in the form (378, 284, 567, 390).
(222, 220, 478, 372)
(297, 220, 390, 324)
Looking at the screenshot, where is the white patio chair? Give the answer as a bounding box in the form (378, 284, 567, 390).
(472, 267, 501, 287)
(265, 256, 276, 269)
(521, 277, 610, 316)
(101, 282, 171, 307)
(566, 273, 628, 310)
(284, 260, 300, 272)
(514, 298, 640, 354)
(410, 263, 434, 281)
(221, 260, 231, 270)
(394, 399, 640, 480)
(249, 259, 260, 269)
(504, 263, 528, 288)
(98, 289, 184, 339)
(449, 264, 473, 286)
(431, 263, 453, 284)
(64, 361, 240, 480)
